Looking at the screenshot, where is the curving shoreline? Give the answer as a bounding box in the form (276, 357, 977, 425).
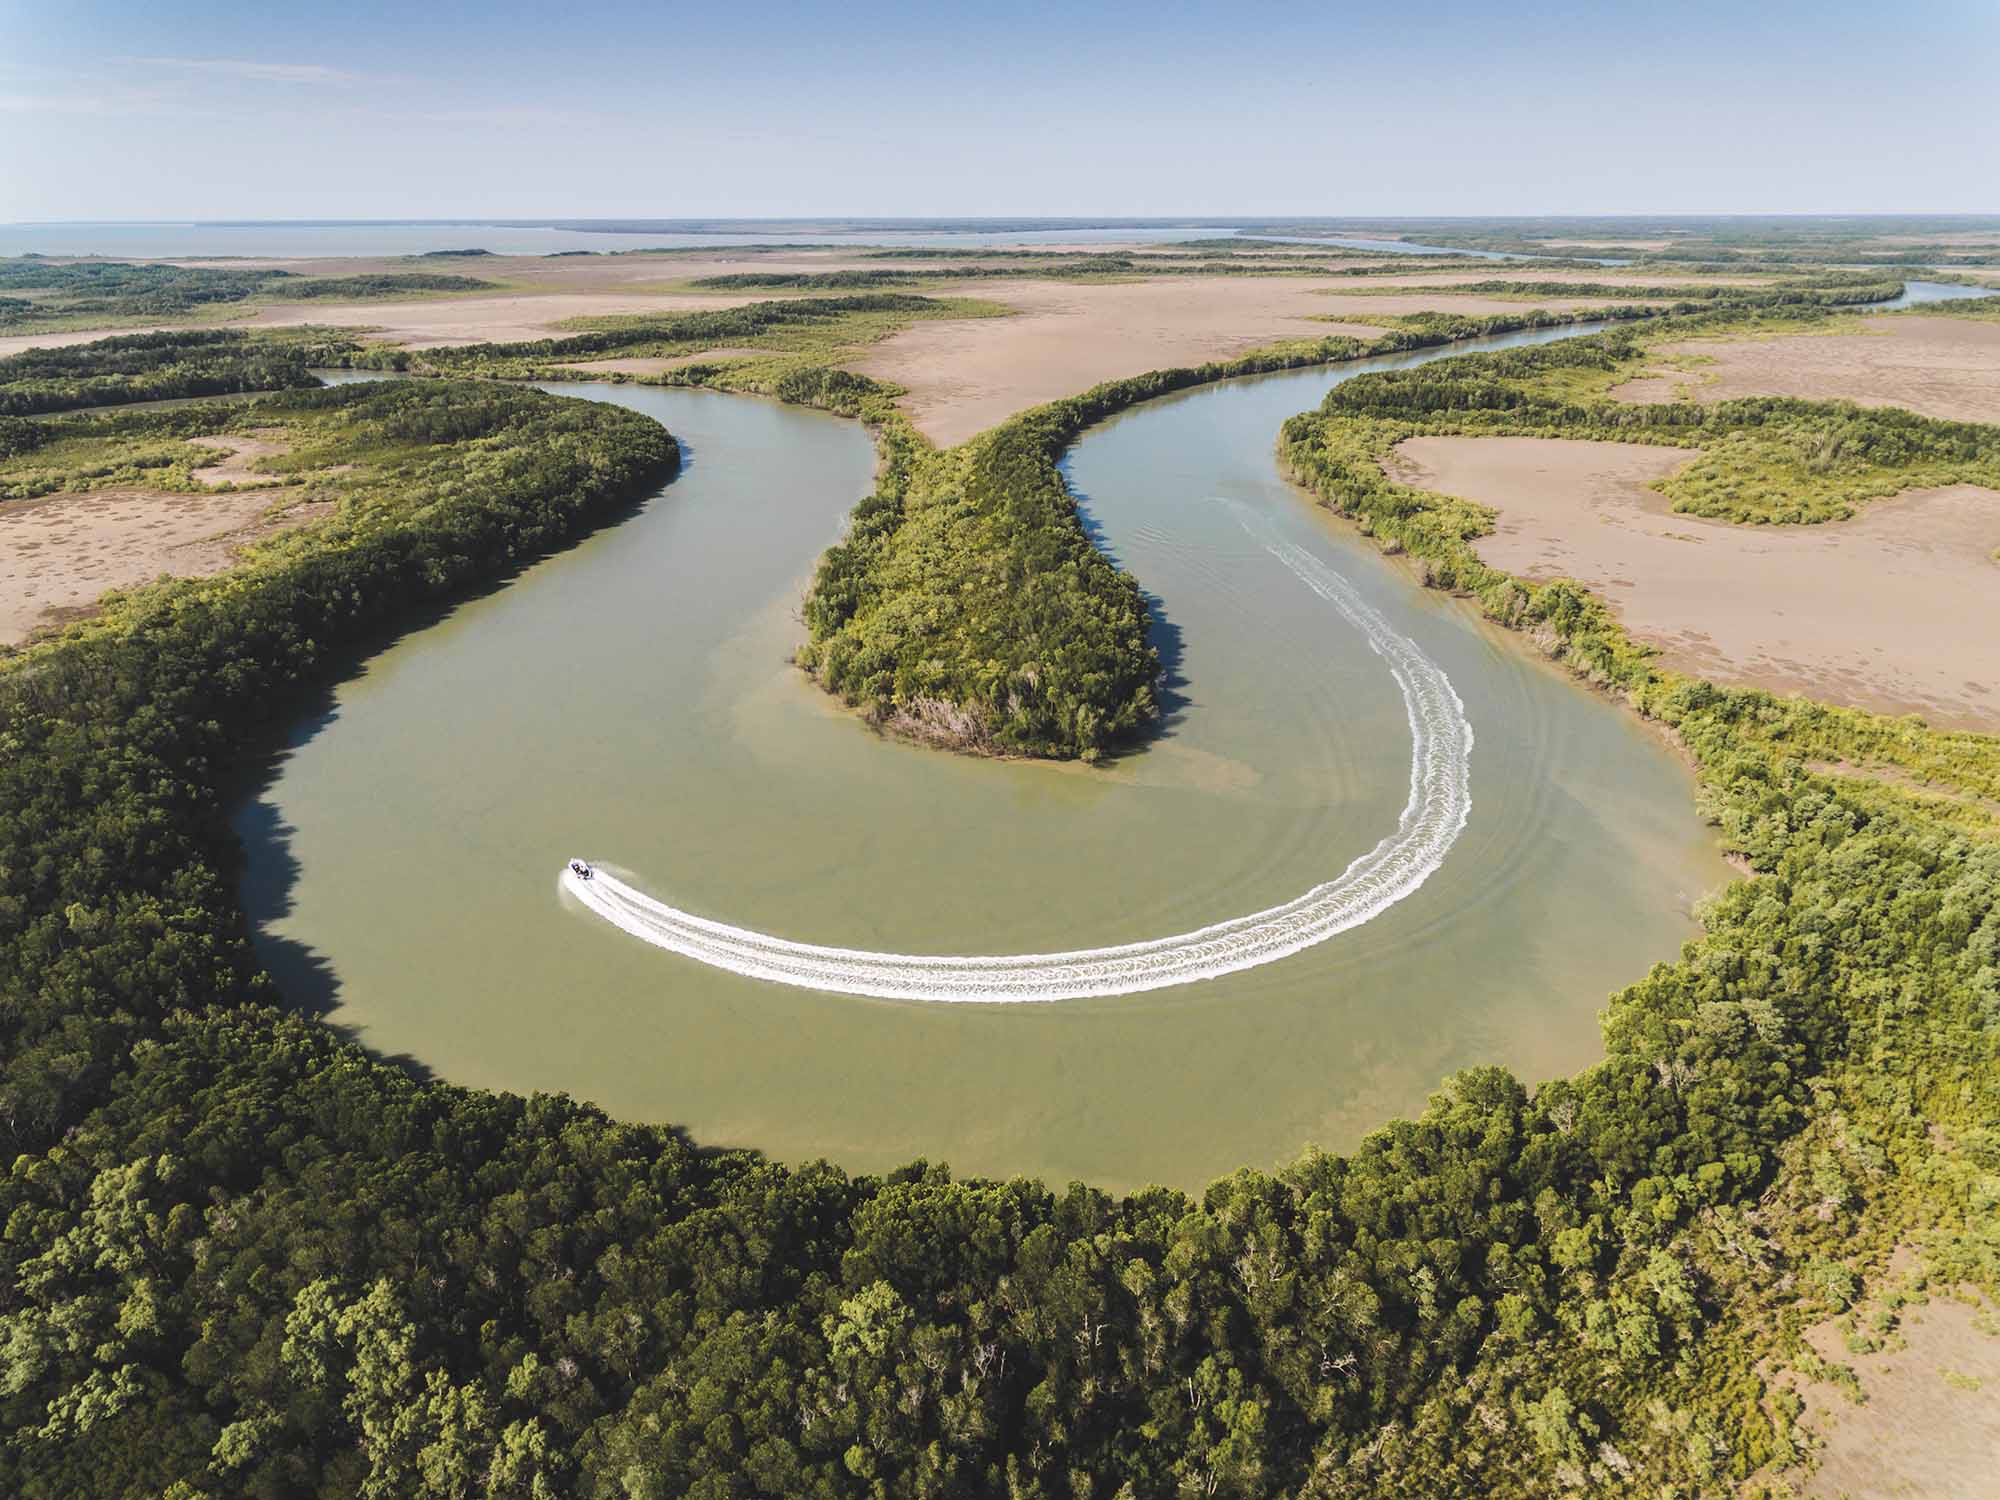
(563, 499, 1474, 1001)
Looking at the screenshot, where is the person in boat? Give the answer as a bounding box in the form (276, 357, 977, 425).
(569, 860, 593, 881)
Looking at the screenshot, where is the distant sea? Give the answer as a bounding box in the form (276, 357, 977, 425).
(0, 219, 1299, 259)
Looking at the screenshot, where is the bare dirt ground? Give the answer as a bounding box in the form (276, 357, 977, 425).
(851, 278, 1406, 446)
(1792, 1292, 2000, 1499)
(1610, 317, 2000, 424)
(1387, 435, 2000, 731)
(238, 290, 761, 348)
(0, 486, 325, 643)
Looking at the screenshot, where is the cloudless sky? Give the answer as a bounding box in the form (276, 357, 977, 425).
(4, 0, 1997, 220)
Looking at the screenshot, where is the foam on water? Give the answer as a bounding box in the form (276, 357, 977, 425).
(563, 502, 1474, 1001)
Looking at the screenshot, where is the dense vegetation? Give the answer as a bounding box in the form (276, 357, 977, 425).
(797, 408, 1161, 757)
(0, 259, 288, 322)
(263, 274, 494, 300)
(0, 259, 495, 331)
(0, 330, 324, 416)
(1, 309, 1996, 1496)
(1905, 293, 2000, 322)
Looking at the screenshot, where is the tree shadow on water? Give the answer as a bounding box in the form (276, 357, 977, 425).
(230, 696, 438, 1087)
(218, 434, 696, 1089)
(1070, 479, 1191, 739)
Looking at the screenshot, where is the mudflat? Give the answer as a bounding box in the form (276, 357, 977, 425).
(1611, 316, 2000, 424)
(240, 290, 761, 348)
(1795, 1292, 2000, 1500)
(849, 277, 1390, 445)
(0, 486, 324, 643)
(1388, 434, 2000, 731)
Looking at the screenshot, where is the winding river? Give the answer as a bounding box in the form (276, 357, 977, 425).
(242, 331, 1731, 1190)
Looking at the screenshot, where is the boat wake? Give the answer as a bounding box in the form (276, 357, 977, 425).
(563, 502, 1474, 1002)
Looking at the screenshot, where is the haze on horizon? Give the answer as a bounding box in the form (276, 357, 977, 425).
(4, 0, 1997, 224)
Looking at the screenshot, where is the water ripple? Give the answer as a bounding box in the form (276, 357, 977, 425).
(564, 501, 1473, 1002)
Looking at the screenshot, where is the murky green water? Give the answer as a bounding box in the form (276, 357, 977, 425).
(240, 344, 1731, 1192)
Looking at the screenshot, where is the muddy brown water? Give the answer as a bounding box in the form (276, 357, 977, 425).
(240, 335, 1730, 1191)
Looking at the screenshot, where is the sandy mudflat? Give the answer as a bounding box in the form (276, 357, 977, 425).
(1388, 434, 2000, 731)
(0, 487, 324, 643)
(1611, 316, 2000, 423)
(851, 278, 1392, 446)
(240, 290, 762, 348)
(1795, 1293, 2000, 1500)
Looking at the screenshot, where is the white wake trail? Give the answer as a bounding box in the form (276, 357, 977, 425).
(563, 505, 1473, 1002)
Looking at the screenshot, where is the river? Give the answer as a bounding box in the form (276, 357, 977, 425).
(240, 330, 1731, 1192)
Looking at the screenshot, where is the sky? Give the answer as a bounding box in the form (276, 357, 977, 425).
(3, 0, 1997, 222)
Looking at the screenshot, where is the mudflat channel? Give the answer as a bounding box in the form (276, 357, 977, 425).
(239, 334, 1731, 1192)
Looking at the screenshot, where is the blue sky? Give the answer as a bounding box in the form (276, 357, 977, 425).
(4, 0, 1996, 220)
